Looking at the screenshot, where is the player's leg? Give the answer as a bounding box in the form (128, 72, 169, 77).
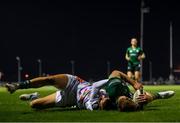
(6, 74, 69, 93)
(30, 93, 56, 109)
(21, 87, 79, 110)
(29, 74, 68, 89)
(137, 91, 175, 104)
(127, 63, 134, 79)
(127, 71, 133, 80)
(134, 64, 141, 81)
(149, 91, 175, 100)
(7, 74, 81, 110)
(134, 71, 140, 82)
(19, 92, 40, 101)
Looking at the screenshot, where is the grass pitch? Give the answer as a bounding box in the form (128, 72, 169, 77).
(0, 85, 180, 122)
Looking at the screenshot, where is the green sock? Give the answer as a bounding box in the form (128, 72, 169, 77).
(152, 93, 161, 100)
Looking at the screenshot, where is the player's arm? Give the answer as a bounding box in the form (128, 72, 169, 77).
(90, 79, 108, 99)
(137, 92, 153, 104)
(118, 71, 142, 90)
(110, 70, 142, 90)
(86, 79, 109, 111)
(125, 53, 130, 61)
(138, 49, 145, 60)
(138, 53, 145, 60)
(125, 49, 130, 61)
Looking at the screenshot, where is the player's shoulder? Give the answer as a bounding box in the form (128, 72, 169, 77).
(127, 47, 132, 50)
(136, 47, 143, 51)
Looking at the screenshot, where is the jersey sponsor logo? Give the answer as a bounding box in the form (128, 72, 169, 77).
(130, 53, 138, 56)
(78, 87, 91, 103)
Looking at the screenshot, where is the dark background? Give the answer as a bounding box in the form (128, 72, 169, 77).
(0, 0, 179, 81)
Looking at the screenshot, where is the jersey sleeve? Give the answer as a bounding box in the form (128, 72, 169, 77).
(126, 48, 129, 54)
(86, 79, 108, 110)
(90, 79, 108, 99)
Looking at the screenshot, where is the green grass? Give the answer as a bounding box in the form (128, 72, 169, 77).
(0, 85, 180, 122)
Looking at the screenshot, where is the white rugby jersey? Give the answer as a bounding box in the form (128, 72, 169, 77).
(77, 79, 108, 110)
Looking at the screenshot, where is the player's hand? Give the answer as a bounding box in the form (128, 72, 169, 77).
(126, 57, 130, 61)
(136, 94, 147, 103)
(133, 82, 143, 90)
(138, 56, 142, 60)
(136, 93, 152, 103)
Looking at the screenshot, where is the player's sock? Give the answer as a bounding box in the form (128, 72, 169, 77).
(18, 80, 31, 89)
(5, 80, 31, 94)
(152, 91, 175, 100)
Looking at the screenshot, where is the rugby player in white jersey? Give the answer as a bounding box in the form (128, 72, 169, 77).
(5, 73, 110, 110)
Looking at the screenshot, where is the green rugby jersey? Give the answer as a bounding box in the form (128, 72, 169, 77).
(126, 47, 144, 65)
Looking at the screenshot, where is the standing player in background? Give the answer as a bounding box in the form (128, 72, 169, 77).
(125, 38, 145, 81)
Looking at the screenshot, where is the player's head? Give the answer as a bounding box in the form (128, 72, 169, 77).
(99, 97, 113, 110)
(117, 96, 138, 112)
(99, 89, 114, 110)
(131, 38, 138, 47)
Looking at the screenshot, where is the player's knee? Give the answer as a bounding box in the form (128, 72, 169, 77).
(30, 100, 37, 109)
(30, 100, 42, 109)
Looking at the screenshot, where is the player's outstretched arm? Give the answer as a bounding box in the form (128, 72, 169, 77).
(109, 70, 143, 90)
(87, 79, 109, 110)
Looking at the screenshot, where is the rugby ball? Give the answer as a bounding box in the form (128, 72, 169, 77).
(133, 89, 145, 103)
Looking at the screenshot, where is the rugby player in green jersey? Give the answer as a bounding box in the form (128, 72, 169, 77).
(99, 70, 174, 111)
(125, 38, 145, 81)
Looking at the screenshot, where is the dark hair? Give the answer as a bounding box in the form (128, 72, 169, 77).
(99, 98, 113, 110)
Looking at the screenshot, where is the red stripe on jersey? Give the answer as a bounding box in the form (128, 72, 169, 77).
(76, 76, 85, 83)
